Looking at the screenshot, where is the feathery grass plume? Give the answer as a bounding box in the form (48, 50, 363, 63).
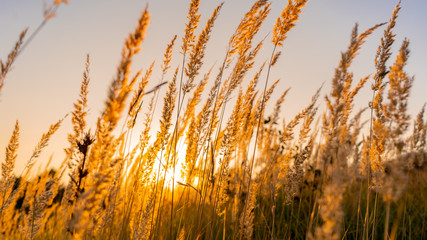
(177, 67, 224, 234)
(65, 55, 91, 175)
(149, 35, 177, 127)
(124, 71, 142, 119)
(370, 83, 387, 173)
(197, 70, 222, 140)
(183, 3, 223, 93)
(280, 87, 320, 147)
(272, 0, 308, 47)
(270, 51, 282, 67)
(254, 79, 280, 124)
(372, 1, 400, 93)
(181, 69, 211, 134)
(176, 0, 200, 133)
(369, 33, 407, 178)
(298, 105, 318, 147)
(216, 167, 231, 217)
(411, 104, 426, 152)
(341, 75, 370, 125)
(70, 55, 90, 141)
(93, 134, 126, 233)
(182, 0, 201, 54)
(324, 23, 384, 141)
(182, 117, 198, 183)
(311, 142, 347, 240)
(384, 39, 413, 154)
(1, 121, 19, 194)
(107, 129, 144, 237)
(243, 62, 264, 112)
(239, 63, 264, 137)
(140, 68, 178, 183)
(24, 117, 64, 175)
(0, 121, 19, 218)
(0, 29, 27, 96)
(229, 0, 270, 57)
(136, 97, 155, 159)
(162, 36, 177, 76)
(368, 1, 400, 173)
(127, 61, 154, 128)
(252, 79, 280, 158)
(218, 80, 272, 234)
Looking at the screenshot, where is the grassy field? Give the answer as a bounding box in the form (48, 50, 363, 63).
(0, 0, 426, 239)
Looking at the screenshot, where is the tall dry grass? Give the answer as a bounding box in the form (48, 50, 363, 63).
(1, 0, 426, 239)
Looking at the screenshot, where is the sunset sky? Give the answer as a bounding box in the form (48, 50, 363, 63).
(1, 0, 426, 173)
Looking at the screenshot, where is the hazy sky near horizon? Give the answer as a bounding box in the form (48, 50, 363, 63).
(1, 0, 426, 173)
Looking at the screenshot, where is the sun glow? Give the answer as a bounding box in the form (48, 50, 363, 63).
(156, 156, 185, 186)
(153, 147, 201, 191)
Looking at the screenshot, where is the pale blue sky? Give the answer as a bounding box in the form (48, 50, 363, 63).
(1, 0, 426, 172)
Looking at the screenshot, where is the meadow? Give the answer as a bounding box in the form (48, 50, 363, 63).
(0, 0, 426, 239)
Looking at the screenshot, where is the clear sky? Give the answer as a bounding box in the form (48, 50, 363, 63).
(1, 0, 426, 173)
